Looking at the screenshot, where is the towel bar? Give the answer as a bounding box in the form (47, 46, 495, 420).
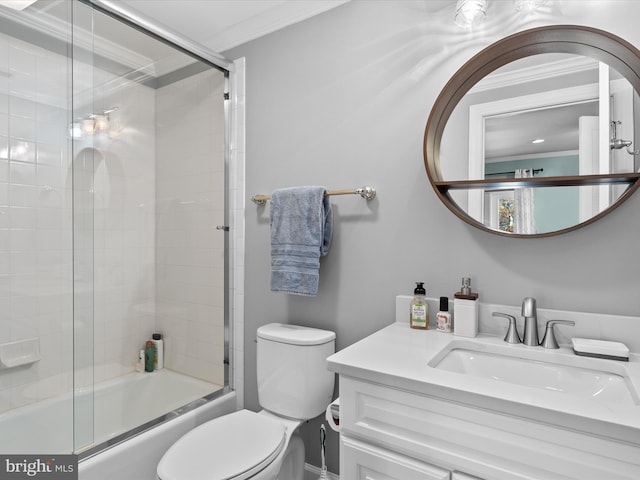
(252, 186, 376, 206)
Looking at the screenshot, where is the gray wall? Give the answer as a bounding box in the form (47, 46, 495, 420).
(225, 1, 640, 473)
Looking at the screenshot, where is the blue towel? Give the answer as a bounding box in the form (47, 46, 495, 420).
(270, 186, 333, 296)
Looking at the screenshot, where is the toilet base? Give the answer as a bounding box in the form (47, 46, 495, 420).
(247, 432, 304, 480)
(277, 434, 304, 480)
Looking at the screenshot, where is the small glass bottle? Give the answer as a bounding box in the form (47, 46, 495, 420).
(436, 296, 452, 333)
(410, 282, 428, 330)
(145, 340, 156, 372)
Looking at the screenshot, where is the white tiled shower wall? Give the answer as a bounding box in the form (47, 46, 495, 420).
(155, 69, 226, 385)
(63, 48, 161, 389)
(0, 31, 230, 412)
(0, 34, 74, 412)
(82, 75, 159, 384)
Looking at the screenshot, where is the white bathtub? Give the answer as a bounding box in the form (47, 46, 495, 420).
(79, 387, 236, 480)
(0, 369, 236, 480)
(76, 369, 225, 449)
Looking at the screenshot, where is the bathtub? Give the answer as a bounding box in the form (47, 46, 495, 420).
(0, 369, 236, 480)
(76, 369, 225, 449)
(79, 386, 236, 480)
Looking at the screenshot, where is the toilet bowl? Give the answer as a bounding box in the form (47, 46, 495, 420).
(156, 410, 303, 480)
(157, 323, 336, 480)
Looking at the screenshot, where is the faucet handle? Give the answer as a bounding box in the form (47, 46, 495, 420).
(492, 312, 521, 344)
(540, 320, 575, 349)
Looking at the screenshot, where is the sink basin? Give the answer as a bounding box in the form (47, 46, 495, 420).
(429, 342, 639, 406)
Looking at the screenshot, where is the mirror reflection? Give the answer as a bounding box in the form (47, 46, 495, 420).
(440, 53, 640, 235)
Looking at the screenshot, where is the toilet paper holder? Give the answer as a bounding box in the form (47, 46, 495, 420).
(325, 398, 340, 432)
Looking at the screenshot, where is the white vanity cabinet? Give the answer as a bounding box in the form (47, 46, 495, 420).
(329, 323, 640, 480)
(337, 376, 639, 480)
(338, 377, 493, 480)
(341, 436, 450, 480)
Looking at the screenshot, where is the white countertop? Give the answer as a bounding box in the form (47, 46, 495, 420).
(327, 321, 640, 445)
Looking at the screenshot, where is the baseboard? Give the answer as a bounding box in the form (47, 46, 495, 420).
(304, 463, 339, 480)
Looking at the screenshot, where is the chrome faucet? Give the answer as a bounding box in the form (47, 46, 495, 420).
(521, 297, 539, 346)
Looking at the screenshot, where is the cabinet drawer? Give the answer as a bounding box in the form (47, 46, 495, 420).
(341, 436, 450, 480)
(340, 376, 640, 480)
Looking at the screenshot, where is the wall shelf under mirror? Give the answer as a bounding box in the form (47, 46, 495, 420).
(435, 173, 640, 191)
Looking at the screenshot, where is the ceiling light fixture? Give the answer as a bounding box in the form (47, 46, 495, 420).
(513, 0, 547, 13)
(455, 0, 488, 28)
(68, 107, 118, 139)
(532, 138, 545, 144)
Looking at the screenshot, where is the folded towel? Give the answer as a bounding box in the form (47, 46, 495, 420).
(270, 186, 333, 296)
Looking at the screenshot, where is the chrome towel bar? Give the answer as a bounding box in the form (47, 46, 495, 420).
(251, 186, 376, 206)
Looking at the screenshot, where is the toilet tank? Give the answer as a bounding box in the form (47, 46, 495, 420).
(257, 323, 336, 420)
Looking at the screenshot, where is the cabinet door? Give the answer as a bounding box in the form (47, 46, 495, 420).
(342, 436, 450, 480)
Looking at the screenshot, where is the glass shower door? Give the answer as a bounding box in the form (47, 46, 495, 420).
(71, 0, 97, 452)
(0, 0, 228, 455)
(70, 0, 228, 453)
(0, 0, 75, 454)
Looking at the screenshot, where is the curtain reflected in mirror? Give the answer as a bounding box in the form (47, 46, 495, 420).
(484, 169, 535, 234)
(514, 169, 535, 234)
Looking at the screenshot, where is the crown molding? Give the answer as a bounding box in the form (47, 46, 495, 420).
(1, 5, 157, 77)
(205, 0, 351, 52)
(469, 55, 598, 93)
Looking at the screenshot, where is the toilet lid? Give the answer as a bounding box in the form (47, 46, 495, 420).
(157, 410, 286, 480)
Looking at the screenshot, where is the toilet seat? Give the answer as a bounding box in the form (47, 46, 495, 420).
(157, 410, 286, 480)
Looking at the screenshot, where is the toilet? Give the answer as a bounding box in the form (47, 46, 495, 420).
(157, 323, 336, 480)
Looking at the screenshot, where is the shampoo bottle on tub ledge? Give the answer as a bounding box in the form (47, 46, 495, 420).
(152, 333, 164, 369)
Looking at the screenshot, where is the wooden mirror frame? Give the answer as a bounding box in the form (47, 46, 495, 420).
(424, 25, 640, 238)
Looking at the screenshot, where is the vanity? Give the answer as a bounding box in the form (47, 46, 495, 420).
(327, 302, 640, 480)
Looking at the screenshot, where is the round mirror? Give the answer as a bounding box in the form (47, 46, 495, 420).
(424, 25, 640, 237)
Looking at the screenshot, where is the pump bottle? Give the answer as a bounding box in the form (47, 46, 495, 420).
(410, 282, 428, 330)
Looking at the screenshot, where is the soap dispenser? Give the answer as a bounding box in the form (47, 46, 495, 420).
(410, 282, 428, 330)
(453, 277, 479, 337)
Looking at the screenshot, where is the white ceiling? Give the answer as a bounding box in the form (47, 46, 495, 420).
(107, 1, 603, 162)
(115, 0, 351, 53)
(485, 101, 598, 161)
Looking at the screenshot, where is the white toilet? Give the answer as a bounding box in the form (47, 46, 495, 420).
(157, 323, 336, 480)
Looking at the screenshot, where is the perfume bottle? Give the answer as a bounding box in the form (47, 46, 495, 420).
(436, 296, 452, 333)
